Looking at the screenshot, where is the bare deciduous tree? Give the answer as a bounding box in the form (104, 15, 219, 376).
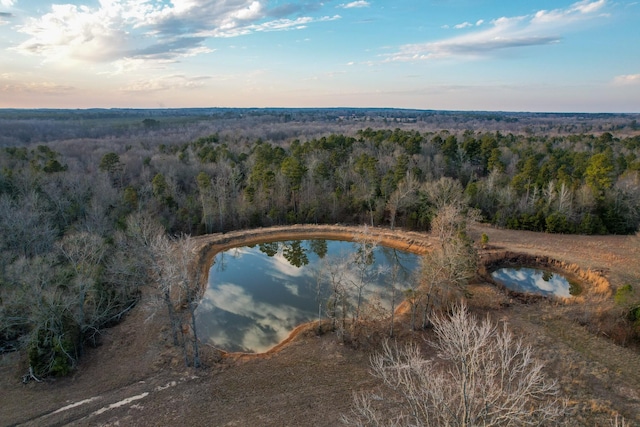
(386, 171, 418, 229)
(387, 263, 400, 338)
(419, 203, 477, 328)
(351, 226, 381, 322)
(403, 287, 421, 331)
(419, 235, 476, 329)
(344, 304, 566, 426)
(150, 233, 202, 368)
(196, 171, 215, 233)
(557, 181, 574, 217)
(57, 231, 106, 355)
(0, 191, 57, 258)
(321, 255, 350, 334)
(423, 176, 467, 212)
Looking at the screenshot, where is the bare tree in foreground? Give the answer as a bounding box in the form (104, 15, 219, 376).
(151, 233, 202, 368)
(417, 202, 478, 329)
(343, 304, 566, 426)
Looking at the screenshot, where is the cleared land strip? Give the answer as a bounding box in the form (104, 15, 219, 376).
(12, 374, 190, 427)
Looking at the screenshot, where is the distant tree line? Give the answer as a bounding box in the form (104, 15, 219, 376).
(1, 108, 638, 147)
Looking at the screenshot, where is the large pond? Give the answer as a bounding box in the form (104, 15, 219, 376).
(196, 239, 420, 353)
(491, 267, 580, 297)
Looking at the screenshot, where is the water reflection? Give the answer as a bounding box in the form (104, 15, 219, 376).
(196, 240, 419, 353)
(491, 267, 576, 297)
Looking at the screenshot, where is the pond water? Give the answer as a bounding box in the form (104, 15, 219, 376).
(491, 267, 580, 297)
(195, 239, 420, 353)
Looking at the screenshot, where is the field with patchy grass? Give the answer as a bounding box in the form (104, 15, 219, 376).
(1, 225, 639, 426)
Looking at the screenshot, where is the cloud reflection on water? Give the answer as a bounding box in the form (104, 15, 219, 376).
(198, 283, 304, 352)
(272, 251, 306, 277)
(196, 240, 420, 353)
(491, 267, 571, 297)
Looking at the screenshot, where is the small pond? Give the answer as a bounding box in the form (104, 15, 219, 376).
(196, 239, 420, 353)
(491, 267, 580, 298)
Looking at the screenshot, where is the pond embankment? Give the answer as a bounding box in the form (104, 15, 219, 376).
(192, 225, 435, 357)
(193, 225, 435, 285)
(478, 251, 612, 301)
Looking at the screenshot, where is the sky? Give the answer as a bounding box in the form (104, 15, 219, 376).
(0, 0, 639, 112)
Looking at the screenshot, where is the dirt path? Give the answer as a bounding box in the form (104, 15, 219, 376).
(12, 372, 189, 426)
(1, 225, 639, 426)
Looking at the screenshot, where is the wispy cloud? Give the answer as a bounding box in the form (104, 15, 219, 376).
(1, 80, 76, 94)
(199, 15, 341, 38)
(613, 73, 640, 85)
(338, 1, 370, 9)
(454, 22, 473, 29)
(13, 0, 339, 65)
(531, 0, 607, 24)
(444, 19, 484, 30)
(388, 0, 608, 62)
(120, 74, 210, 93)
(0, 11, 12, 25)
(0, 0, 15, 8)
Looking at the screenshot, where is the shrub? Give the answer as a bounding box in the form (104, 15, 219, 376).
(343, 304, 565, 426)
(546, 212, 572, 234)
(615, 284, 633, 305)
(28, 323, 78, 377)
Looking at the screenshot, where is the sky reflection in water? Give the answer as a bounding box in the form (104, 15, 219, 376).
(491, 267, 573, 298)
(196, 240, 419, 353)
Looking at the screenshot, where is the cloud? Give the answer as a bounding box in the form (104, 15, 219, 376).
(0, 12, 12, 25)
(388, 0, 608, 62)
(447, 19, 483, 30)
(532, 0, 606, 24)
(14, 3, 139, 63)
(267, 2, 324, 18)
(454, 22, 473, 29)
(613, 74, 640, 85)
(200, 15, 341, 38)
(131, 38, 213, 60)
(105, 57, 176, 75)
(120, 74, 210, 93)
(1, 80, 75, 95)
(13, 0, 338, 64)
(0, 0, 15, 8)
(338, 1, 370, 9)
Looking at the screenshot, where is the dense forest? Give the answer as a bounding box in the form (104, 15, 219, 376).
(1, 108, 639, 377)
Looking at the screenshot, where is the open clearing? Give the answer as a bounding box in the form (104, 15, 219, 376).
(1, 224, 639, 426)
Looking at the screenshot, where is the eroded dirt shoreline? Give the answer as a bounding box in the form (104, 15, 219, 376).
(1, 225, 639, 426)
(193, 224, 434, 274)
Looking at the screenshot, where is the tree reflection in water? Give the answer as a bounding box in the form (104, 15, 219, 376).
(196, 239, 419, 353)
